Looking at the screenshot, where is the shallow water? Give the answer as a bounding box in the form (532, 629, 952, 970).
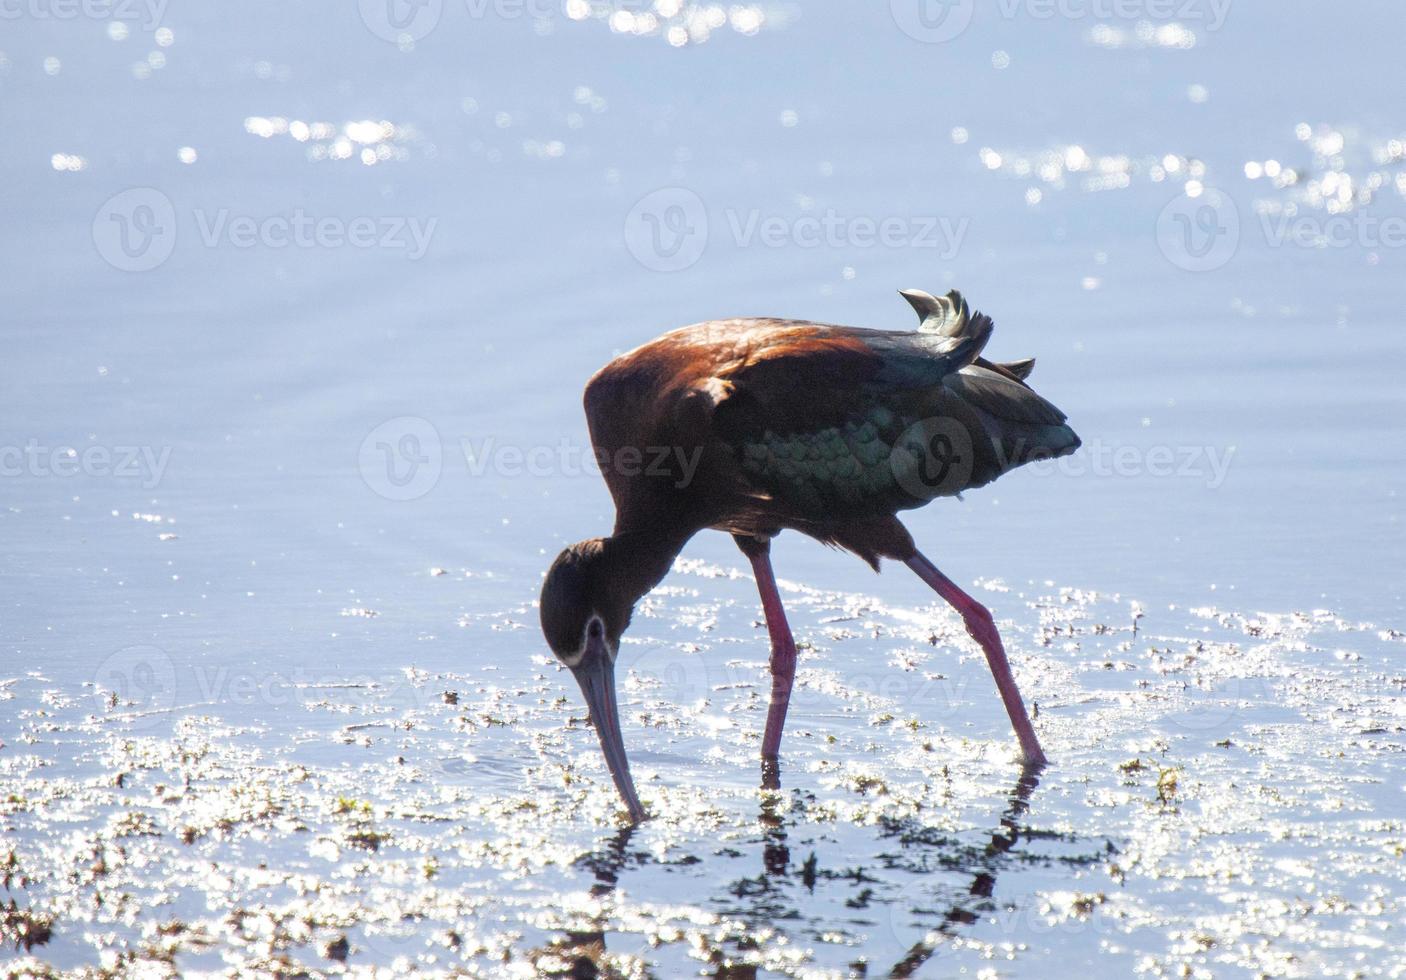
(3, 1, 1405, 976)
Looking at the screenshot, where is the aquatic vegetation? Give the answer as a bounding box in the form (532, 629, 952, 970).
(1, 900, 53, 953)
(0, 561, 1400, 975)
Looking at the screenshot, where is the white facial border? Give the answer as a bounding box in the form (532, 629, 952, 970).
(556, 613, 615, 669)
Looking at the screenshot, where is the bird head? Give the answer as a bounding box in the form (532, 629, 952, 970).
(540, 537, 647, 822)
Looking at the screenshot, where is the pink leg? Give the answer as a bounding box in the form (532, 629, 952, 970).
(738, 538, 797, 759)
(906, 551, 1047, 767)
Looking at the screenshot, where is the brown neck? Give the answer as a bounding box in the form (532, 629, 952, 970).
(599, 525, 693, 609)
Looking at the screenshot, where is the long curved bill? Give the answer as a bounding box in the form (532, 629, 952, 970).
(571, 639, 647, 823)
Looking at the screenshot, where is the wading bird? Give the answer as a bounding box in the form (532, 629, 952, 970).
(540, 290, 1079, 822)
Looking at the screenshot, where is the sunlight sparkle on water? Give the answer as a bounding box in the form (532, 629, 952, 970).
(1244, 122, 1406, 219)
(1086, 21, 1197, 49)
(979, 142, 1201, 196)
(244, 117, 416, 164)
(569, 1, 774, 46)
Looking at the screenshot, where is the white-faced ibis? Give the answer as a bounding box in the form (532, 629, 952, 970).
(541, 289, 1079, 821)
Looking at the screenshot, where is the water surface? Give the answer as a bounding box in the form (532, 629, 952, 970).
(2, 1, 1404, 975)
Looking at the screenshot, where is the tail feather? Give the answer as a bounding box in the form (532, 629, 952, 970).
(902, 288, 980, 339)
(1000, 357, 1035, 381)
(897, 287, 1079, 486)
(947, 366, 1066, 427)
(898, 288, 993, 371)
(944, 364, 1080, 483)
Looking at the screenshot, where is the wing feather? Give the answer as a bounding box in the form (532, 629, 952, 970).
(704, 300, 999, 514)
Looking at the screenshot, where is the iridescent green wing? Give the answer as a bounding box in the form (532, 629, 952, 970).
(732, 395, 922, 514)
(711, 321, 991, 515)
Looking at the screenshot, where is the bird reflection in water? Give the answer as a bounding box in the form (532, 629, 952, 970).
(883, 764, 1044, 979)
(539, 760, 1113, 979)
(528, 826, 643, 978)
